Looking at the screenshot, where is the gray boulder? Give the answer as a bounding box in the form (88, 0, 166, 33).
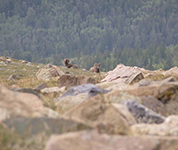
(36, 65, 64, 81)
(125, 100, 166, 124)
(56, 84, 110, 101)
(131, 115, 178, 136)
(3, 117, 92, 137)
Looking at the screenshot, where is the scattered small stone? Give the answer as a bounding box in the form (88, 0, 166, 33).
(34, 83, 48, 91)
(0, 61, 7, 66)
(0, 68, 5, 70)
(10, 84, 19, 89)
(26, 62, 33, 66)
(41, 87, 66, 95)
(7, 74, 16, 81)
(6, 58, 12, 63)
(21, 60, 28, 64)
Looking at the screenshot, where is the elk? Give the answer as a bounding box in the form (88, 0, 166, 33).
(63, 58, 78, 69)
(90, 63, 101, 73)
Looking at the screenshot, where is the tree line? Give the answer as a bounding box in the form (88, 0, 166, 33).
(0, 0, 178, 71)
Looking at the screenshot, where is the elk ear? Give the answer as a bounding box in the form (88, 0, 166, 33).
(98, 63, 101, 66)
(94, 63, 97, 66)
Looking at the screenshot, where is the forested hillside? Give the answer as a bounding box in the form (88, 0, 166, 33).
(1, 0, 178, 71)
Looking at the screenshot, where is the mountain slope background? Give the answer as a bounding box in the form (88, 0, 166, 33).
(1, 0, 178, 71)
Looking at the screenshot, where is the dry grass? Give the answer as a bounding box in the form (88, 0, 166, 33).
(41, 93, 57, 110)
(0, 58, 105, 89)
(0, 57, 106, 112)
(0, 59, 40, 88)
(60, 66, 106, 81)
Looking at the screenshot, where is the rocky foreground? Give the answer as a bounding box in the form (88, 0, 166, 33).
(1, 57, 178, 150)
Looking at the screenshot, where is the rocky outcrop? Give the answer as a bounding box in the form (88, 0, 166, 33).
(56, 84, 110, 101)
(163, 66, 178, 77)
(0, 84, 60, 121)
(125, 100, 166, 124)
(142, 96, 167, 116)
(101, 64, 144, 84)
(55, 93, 88, 114)
(45, 130, 178, 150)
(105, 76, 178, 116)
(58, 74, 98, 89)
(36, 64, 64, 81)
(131, 115, 178, 136)
(64, 95, 135, 135)
(55, 84, 110, 114)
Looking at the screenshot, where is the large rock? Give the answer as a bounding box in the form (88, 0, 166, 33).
(2, 117, 92, 137)
(55, 93, 88, 114)
(56, 84, 109, 100)
(58, 74, 98, 89)
(120, 79, 178, 102)
(163, 66, 178, 77)
(36, 65, 64, 81)
(0, 84, 40, 120)
(104, 77, 178, 116)
(104, 88, 142, 104)
(135, 76, 178, 87)
(138, 67, 166, 80)
(64, 95, 135, 135)
(142, 96, 167, 116)
(104, 92, 167, 123)
(125, 100, 166, 124)
(131, 115, 178, 136)
(45, 130, 178, 150)
(97, 81, 134, 91)
(55, 84, 110, 114)
(101, 64, 144, 84)
(0, 84, 60, 121)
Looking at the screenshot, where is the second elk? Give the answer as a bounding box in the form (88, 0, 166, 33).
(90, 63, 101, 73)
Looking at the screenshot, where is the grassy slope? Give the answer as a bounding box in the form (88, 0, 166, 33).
(0, 58, 106, 149)
(0, 57, 106, 111)
(0, 58, 105, 89)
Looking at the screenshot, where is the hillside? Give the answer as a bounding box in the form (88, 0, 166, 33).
(1, 0, 178, 70)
